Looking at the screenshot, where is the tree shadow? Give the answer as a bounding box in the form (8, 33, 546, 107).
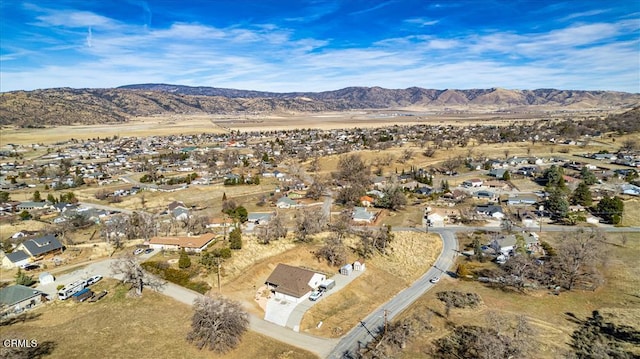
(428, 307, 446, 319)
(0, 312, 42, 327)
(1, 340, 56, 359)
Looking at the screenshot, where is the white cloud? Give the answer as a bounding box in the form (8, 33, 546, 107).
(404, 18, 440, 27)
(2, 5, 638, 93)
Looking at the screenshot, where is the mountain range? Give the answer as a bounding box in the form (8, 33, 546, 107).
(1, 84, 638, 126)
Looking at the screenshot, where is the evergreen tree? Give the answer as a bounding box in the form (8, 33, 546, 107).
(596, 196, 624, 224)
(545, 188, 569, 219)
(32, 190, 41, 202)
(580, 167, 598, 185)
(178, 248, 191, 269)
(572, 182, 593, 207)
(229, 227, 242, 250)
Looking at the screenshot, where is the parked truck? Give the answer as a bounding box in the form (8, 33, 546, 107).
(319, 279, 336, 291)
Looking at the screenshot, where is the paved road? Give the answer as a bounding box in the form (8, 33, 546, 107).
(327, 229, 458, 358)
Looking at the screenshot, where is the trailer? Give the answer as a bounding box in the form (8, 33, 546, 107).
(58, 279, 87, 300)
(319, 279, 336, 291)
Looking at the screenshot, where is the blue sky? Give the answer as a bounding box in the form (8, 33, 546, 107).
(1, 1, 639, 92)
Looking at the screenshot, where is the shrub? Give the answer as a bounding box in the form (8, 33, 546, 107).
(436, 291, 482, 309)
(211, 247, 232, 259)
(540, 241, 556, 257)
(178, 249, 191, 269)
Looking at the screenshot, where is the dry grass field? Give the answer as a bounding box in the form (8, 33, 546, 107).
(1, 279, 317, 359)
(299, 232, 442, 338)
(4, 109, 624, 146)
(393, 232, 640, 358)
(621, 198, 640, 227)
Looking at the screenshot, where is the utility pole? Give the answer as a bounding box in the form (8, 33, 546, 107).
(215, 257, 223, 292)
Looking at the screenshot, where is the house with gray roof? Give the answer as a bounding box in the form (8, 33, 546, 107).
(276, 196, 298, 209)
(0, 285, 47, 316)
(247, 212, 273, 225)
(352, 207, 376, 223)
(1, 250, 30, 269)
(15, 235, 63, 258)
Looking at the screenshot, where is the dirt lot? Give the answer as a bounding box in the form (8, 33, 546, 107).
(1, 279, 317, 359)
(393, 231, 640, 358)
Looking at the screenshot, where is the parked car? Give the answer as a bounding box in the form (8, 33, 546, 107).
(309, 290, 323, 301)
(143, 248, 154, 254)
(133, 248, 144, 255)
(87, 275, 103, 285)
(21, 263, 40, 271)
(430, 277, 440, 283)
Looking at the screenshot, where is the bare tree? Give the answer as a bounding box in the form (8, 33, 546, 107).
(189, 215, 209, 235)
(306, 175, 327, 200)
(334, 153, 370, 185)
(100, 214, 128, 248)
(620, 138, 638, 152)
(400, 148, 414, 163)
(110, 254, 165, 296)
(357, 225, 394, 258)
(550, 228, 606, 290)
(423, 146, 437, 158)
(295, 207, 327, 242)
(187, 296, 249, 353)
(256, 213, 288, 244)
(315, 236, 347, 267)
(309, 155, 321, 173)
(441, 157, 461, 175)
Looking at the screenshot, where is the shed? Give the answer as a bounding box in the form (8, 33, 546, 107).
(353, 260, 366, 271)
(38, 272, 55, 285)
(340, 263, 353, 276)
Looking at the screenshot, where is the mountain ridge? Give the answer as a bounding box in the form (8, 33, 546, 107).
(1, 84, 638, 126)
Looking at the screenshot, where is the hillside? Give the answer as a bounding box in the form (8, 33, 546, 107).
(1, 85, 639, 126)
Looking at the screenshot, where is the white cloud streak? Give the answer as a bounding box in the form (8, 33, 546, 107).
(1, 6, 638, 93)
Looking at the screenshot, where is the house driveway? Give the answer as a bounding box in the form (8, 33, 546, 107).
(264, 269, 365, 331)
(264, 296, 299, 326)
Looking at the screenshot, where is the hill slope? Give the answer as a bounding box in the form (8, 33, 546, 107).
(1, 85, 638, 126)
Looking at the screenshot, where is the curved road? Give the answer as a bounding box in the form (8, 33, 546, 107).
(327, 229, 457, 358)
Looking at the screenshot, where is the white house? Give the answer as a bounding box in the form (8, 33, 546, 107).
(276, 197, 298, 209)
(462, 179, 484, 188)
(264, 264, 326, 304)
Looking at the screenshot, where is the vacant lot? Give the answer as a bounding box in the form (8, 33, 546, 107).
(393, 231, 640, 358)
(1, 280, 317, 359)
(299, 232, 442, 337)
